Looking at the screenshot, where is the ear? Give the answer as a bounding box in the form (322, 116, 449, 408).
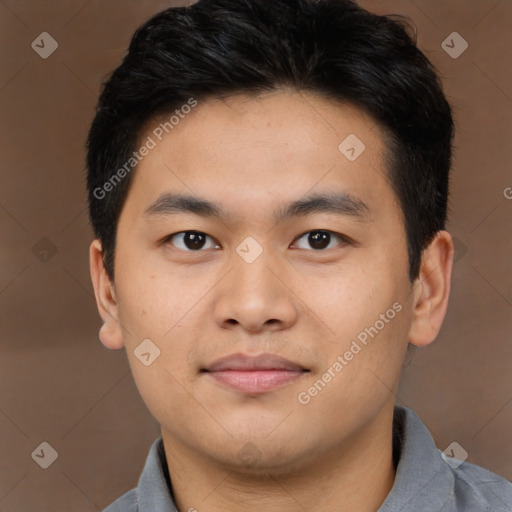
(89, 239, 125, 350)
(408, 230, 454, 347)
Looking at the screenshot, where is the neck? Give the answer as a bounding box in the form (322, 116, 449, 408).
(161, 404, 396, 512)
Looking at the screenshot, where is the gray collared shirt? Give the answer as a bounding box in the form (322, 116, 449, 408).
(103, 406, 512, 511)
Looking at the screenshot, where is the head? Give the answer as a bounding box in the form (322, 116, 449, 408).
(87, 0, 454, 474)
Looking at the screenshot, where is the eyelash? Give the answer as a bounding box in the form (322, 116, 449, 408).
(162, 230, 351, 252)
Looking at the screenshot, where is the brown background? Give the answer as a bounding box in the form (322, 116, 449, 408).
(0, 0, 510, 510)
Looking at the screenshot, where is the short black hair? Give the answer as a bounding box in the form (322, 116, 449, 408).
(86, 0, 454, 281)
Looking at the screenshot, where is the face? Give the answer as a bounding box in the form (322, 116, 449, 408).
(91, 90, 450, 474)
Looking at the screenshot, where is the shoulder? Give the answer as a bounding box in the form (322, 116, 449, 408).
(102, 488, 138, 512)
(447, 456, 512, 511)
(386, 407, 511, 511)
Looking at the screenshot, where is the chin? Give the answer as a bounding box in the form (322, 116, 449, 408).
(220, 444, 312, 478)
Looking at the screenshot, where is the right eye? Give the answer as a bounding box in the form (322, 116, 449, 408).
(163, 231, 221, 251)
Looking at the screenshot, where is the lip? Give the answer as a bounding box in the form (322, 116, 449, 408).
(205, 353, 307, 372)
(202, 353, 309, 394)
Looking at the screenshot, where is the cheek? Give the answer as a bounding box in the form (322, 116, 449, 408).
(296, 262, 389, 337)
(300, 255, 410, 379)
(115, 263, 208, 427)
(114, 258, 218, 396)
(128, 353, 201, 441)
(115, 251, 216, 341)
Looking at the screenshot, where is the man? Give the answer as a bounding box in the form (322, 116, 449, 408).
(86, 0, 512, 510)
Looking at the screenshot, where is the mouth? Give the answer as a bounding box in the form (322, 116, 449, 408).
(201, 353, 310, 394)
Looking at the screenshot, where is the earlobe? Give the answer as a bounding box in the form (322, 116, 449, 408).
(408, 231, 454, 347)
(89, 239, 125, 350)
(98, 320, 124, 350)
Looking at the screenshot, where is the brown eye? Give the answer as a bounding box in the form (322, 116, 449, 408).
(165, 231, 220, 251)
(293, 230, 347, 251)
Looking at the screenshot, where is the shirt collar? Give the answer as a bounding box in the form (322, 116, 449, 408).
(378, 406, 454, 511)
(135, 406, 454, 511)
(137, 435, 178, 511)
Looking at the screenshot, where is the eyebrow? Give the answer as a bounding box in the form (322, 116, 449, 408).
(144, 191, 371, 223)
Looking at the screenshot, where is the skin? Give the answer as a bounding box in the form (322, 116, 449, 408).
(90, 89, 454, 512)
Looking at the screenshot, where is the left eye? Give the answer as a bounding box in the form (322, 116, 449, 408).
(164, 231, 220, 251)
(292, 230, 348, 251)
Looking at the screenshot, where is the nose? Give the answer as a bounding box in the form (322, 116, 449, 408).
(213, 248, 298, 333)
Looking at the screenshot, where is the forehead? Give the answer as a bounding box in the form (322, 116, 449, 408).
(125, 90, 400, 224)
